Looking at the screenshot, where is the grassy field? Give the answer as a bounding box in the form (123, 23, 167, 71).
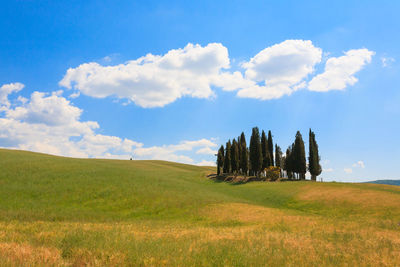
(0, 148, 399, 266)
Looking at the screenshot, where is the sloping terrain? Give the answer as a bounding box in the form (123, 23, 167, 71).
(367, 180, 400, 186)
(0, 149, 399, 266)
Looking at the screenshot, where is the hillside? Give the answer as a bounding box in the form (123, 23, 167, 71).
(0, 149, 399, 266)
(367, 179, 400, 186)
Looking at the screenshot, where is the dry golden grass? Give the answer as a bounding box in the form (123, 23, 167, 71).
(1, 201, 399, 266)
(298, 183, 400, 209)
(200, 202, 400, 266)
(0, 242, 62, 266)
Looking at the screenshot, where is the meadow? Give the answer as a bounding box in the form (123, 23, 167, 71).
(0, 148, 399, 266)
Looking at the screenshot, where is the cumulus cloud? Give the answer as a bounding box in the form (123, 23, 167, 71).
(0, 83, 216, 165)
(0, 82, 25, 109)
(237, 40, 322, 99)
(60, 41, 373, 107)
(0, 88, 137, 158)
(323, 168, 334, 172)
(308, 49, 375, 92)
(6, 91, 83, 126)
(60, 43, 230, 108)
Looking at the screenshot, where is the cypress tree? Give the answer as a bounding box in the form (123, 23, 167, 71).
(281, 155, 286, 177)
(249, 127, 262, 177)
(285, 145, 294, 179)
(308, 129, 322, 181)
(284, 148, 290, 178)
(237, 135, 242, 170)
(240, 132, 246, 151)
(239, 132, 248, 175)
(224, 140, 232, 174)
(261, 130, 271, 169)
(268, 130, 274, 166)
(275, 144, 283, 177)
(217, 145, 224, 176)
(231, 139, 240, 175)
(275, 144, 282, 168)
(293, 131, 306, 179)
(240, 143, 248, 177)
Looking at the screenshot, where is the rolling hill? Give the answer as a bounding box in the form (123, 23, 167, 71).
(0, 148, 399, 266)
(366, 179, 400, 186)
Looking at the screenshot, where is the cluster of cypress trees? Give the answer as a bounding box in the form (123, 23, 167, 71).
(216, 127, 322, 181)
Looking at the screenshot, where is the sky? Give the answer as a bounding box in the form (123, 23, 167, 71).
(0, 0, 399, 182)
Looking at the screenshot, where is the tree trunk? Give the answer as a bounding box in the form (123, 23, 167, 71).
(311, 174, 316, 181)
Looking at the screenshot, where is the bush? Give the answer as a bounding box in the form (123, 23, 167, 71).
(264, 166, 280, 181)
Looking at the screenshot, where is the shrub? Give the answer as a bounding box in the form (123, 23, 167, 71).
(264, 166, 280, 181)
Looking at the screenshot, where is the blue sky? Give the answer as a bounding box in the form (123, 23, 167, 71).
(0, 0, 399, 182)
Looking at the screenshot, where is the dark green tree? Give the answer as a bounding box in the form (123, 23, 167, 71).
(281, 155, 286, 176)
(231, 139, 240, 175)
(268, 130, 274, 166)
(237, 135, 242, 170)
(285, 145, 294, 179)
(308, 129, 322, 181)
(240, 132, 246, 151)
(239, 132, 248, 175)
(249, 127, 263, 176)
(217, 145, 224, 175)
(261, 130, 271, 169)
(240, 143, 249, 177)
(224, 140, 231, 174)
(292, 131, 307, 179)
(275, 144, 283, 177)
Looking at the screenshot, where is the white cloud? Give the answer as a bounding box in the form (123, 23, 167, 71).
(59, 41, 373, 106)
(196, 146, 217, 155)
(101, 53, 120, 64)
(237, 40, 322, 99)
(103, 55, 112, 62)
(0, 88, 136, 158)
(17, 96, 28, 104)
(323, 168, 334, 172)
(0, 82, 25, 109)
(6, 91, 84, 126)
(0, 83, 216, 165)
(352, 160, 365, 168)
(133, 139, 217, 164)
(196, 160, 216, 166)
(69, 91, 80, 98)
(308, 49, 375, 92)
(60, 43, 230, 108)
(343, 161, 365, 175)
(344, 168, 353, 174)
(381, 56, 395, 67)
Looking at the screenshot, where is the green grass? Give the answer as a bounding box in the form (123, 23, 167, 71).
(0, 148, 399, 266)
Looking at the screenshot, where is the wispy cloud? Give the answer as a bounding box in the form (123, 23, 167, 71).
(344, 160, 365, 174)
(381, 56, 395, 67)
(352, 160, 365, 168)
(344, 168, 353, 174)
